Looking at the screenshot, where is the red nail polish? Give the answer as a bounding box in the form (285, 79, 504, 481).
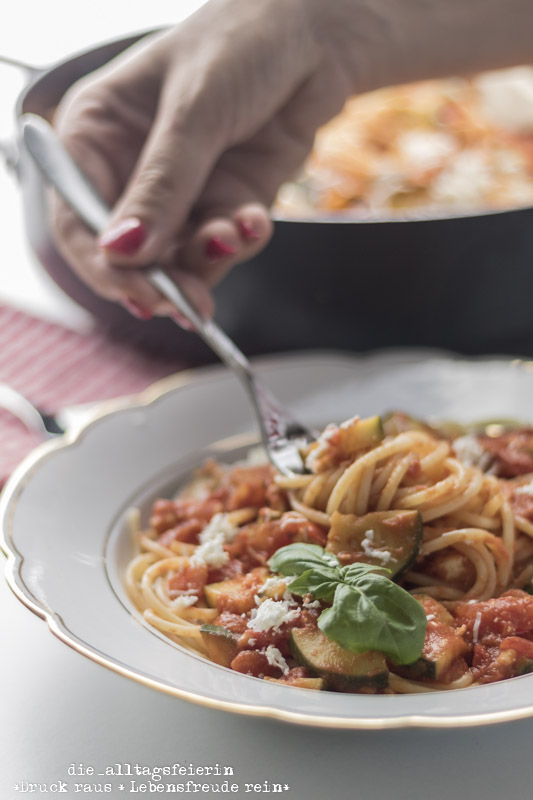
(99, 217, 147, 256)
(205, 236, 237, 260)
(171, 312, 195, 331)
(237, 219, 261, 242)
(122, 298, 153, 320)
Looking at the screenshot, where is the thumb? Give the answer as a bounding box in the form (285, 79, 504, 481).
(98, 100, 222, 267)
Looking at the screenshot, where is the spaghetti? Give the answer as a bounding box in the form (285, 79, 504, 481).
(126, 413, 533, 693)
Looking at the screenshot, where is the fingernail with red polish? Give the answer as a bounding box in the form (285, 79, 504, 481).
(99, 217, 147, 256)
(171, 312, 195, 331)
(122, 298, 153, 320)
(205, 236, 237, 261)
(237, 219, 261, 242)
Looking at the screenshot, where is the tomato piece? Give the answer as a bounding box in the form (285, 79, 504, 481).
(501, 636, 533, 659)
(151, 497, 224, 535)
(158, 519, 204, 547)
(207, 559, 245, 584)
(168, 563, 208, 598)
(213, 611, 249, 635)
(230, 650, 279, 678)
(450, 590, 533, 641)
(479, 429, 533, 478)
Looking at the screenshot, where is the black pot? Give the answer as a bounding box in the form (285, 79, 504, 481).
(4, 32, 533, 360)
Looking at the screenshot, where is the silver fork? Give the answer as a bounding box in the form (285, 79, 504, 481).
(21, 114, 315, 475)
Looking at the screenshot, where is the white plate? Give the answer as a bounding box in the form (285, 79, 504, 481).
(4, 349, 533, 729)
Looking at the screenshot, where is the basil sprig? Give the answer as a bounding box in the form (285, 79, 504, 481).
(269, 543, 426, 665)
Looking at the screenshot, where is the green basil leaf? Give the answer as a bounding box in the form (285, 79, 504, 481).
(340, 562, 391, 584)
(318, 579, 427, 665)
(268, 543, 340, 577)
(287, 569, 339, 602)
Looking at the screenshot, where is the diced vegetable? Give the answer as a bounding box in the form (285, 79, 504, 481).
(290, 627, 389, 692)
(200, 624, 238, 668)
(326, 510, 422, 578)
(204, 577, 246, 608)
(400, 595, 469, 680)
(340, 416, 384, 454)
(204, 567, 268, 612)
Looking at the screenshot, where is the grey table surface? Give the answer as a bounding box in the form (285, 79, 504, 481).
(2, 565, 533, 800)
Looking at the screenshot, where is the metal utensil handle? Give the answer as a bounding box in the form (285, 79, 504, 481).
(0, 54, 43, 77)
(22, 113, 313, 474)
(21, 114, 257, 378)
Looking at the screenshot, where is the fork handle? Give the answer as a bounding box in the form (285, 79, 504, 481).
(22, 114, 252, 377)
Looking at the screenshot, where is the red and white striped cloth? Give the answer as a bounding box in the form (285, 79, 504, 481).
(0, 304, 187, 484)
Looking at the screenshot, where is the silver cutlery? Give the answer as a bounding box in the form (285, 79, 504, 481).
(0, 382, 64, 437)
(21, 114, 315, 474)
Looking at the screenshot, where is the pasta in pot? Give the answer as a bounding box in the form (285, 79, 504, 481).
(274, 74, 533, 217)
(126, 413, 533, 694)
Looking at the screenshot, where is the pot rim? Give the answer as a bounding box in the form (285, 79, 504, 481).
(13, 27, 533, 226)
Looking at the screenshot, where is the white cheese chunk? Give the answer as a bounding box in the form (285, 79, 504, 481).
(361, 529, 391, 564)
(190, 512, 238, 567)
(472, 611, 483, 644)
(305, 424, 338, 473)
(396, 130, 456, 170)
(170, 595, 199, 610)
(259, 575, 298, 603)
(515, 480, 533, 496)
(263, 645, 290, 676)
(452, 435, 492, 470)
(248, 599, 300, 633)
(432, 150, 492, 205)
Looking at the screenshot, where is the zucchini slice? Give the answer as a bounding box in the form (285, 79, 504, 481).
(340, 415, 384, 455)
(200, 624, 238, 668)
(400, 595, 469, 680)
(326, 510, 422, 578)
(204, 568, 269, 612)
(290, 627, 389, 692)
(204, 577, 245, 609)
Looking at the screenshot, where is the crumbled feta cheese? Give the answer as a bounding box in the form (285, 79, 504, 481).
(190, 513, 238, 567)
(248, 599, 300, 633)
(473, 611, 483, 644)
(305, 424, 338, 472)
(515, 480, 533, 496)
(259, 575, 298, 603)
(247, 638, 256, 647)
(432, 150, 492, 205)
(263, 645, 290, 675)
(170, 595, 198, 610)
(260, 576, 292, 594)
(303, 598, 322, 610)
(426, 613, 436, 622)
(396, 130, 456, 170)
(452, 435, 492, 470)
(477, 68, 533, 133)
(199, 513, 238, 544)
(361, 529, 391, 565)
(191, 535, 228, 568)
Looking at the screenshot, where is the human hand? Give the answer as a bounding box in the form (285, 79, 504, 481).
(51, 0, 352, 323)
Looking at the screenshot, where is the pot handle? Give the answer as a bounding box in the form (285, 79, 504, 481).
(0, 55, 45, 176)
(0, 53, 44, 78)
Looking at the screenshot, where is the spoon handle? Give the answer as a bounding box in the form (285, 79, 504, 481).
(21, 114, 313, 474)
